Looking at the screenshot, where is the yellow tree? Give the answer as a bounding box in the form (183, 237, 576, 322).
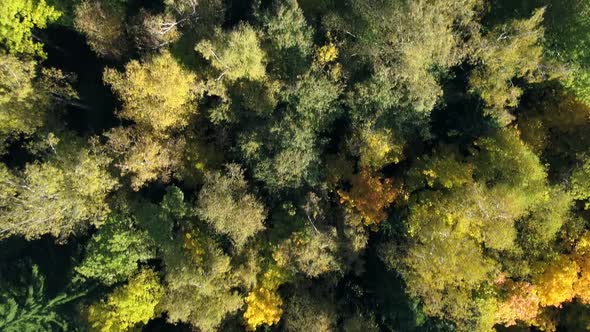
(103, 51, 198, 134)
(87, 268, 164, 332)
(0, 54, 48, 147)
(243, 266, 289, 331)
(534, 255, 579, 307)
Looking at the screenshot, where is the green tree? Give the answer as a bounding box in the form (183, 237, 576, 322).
(76, 214, 156, 286)
(0, 0, 60, 57)
(327, 0, 482, 113)
(196, 23, 267, 81)
(469, 8, 546, 124)
(239, 116, 323, 191)
(87, 268, 164, 332)
(104, 50, 198, 134)
(196, 164, 266, 248)
(262, 0, 314, 78)
(132, 187, 243, 332)
(0, 137, 118, 240)
(0, 264, 87, 332)
(570, 155, 590, 208)
(159, 228, 243, 332)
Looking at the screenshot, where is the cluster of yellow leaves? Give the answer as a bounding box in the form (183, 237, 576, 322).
(338, 169, 398, 228)
(534, 255, 580, 307)
(315, 42, 337, 66)
(314, 34, 342, 79)
(243, 266, 289, 331)
(88, 268, 164, 332)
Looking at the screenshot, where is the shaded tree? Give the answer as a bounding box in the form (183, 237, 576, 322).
(73, 0, 129, 59)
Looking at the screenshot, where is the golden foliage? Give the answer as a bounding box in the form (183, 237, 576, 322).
(243, 266, 289, 331)
(316, 42, 338, 66)
(534, 255, 579, 307)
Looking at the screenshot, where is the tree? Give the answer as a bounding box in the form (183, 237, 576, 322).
(159, 228, 244, 332)
(73, 0, 128, 59)
(348, 126, 405, 171)
(242, 115, 323, 191)
(338, 169, 398, 229)
(469, 8, 546, 123)
(406, 145, 473, 192)
(128, 9, 180, 52)
(284, 69, 343, 132)
(380, 126, 553, 330)
(243, 266, 289, 331)
(538, 0, 590, 104)
(518, 188, 573, 253)
(274, 226, 341, 278)
(164, 0, 223, 38)
(283, 289, 338, 332)
(133, 188, 243, 332)
(534, 255, 579, 307)
(76, 214, 156, 286)
(495, 281, 541, 327)
(243, 287, 282, 331)
(262, 0, 314, 77)
(326, 0, 482, 113)
(0, 0, 60, 57)
(0, 264, 86, 332)
(196, 164, 266, 248)
(570, 156, 590, 208)
(196, 23, 267, 81)
(0, 137, 118, 240)
(103, 50, 198, 134)
(0, 53, 48, 149)
(87, 268, 164, 332)
(105, 126, 185, 190)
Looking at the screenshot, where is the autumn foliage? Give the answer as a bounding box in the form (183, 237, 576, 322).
(338, 169, 398, 228)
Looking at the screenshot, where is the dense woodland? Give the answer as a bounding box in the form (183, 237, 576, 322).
(4, 0, 590, 331)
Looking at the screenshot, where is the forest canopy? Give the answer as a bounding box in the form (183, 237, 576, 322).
(2, 0, 590, 331)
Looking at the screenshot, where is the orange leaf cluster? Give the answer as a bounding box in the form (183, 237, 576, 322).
(338, 169, 398, 228)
